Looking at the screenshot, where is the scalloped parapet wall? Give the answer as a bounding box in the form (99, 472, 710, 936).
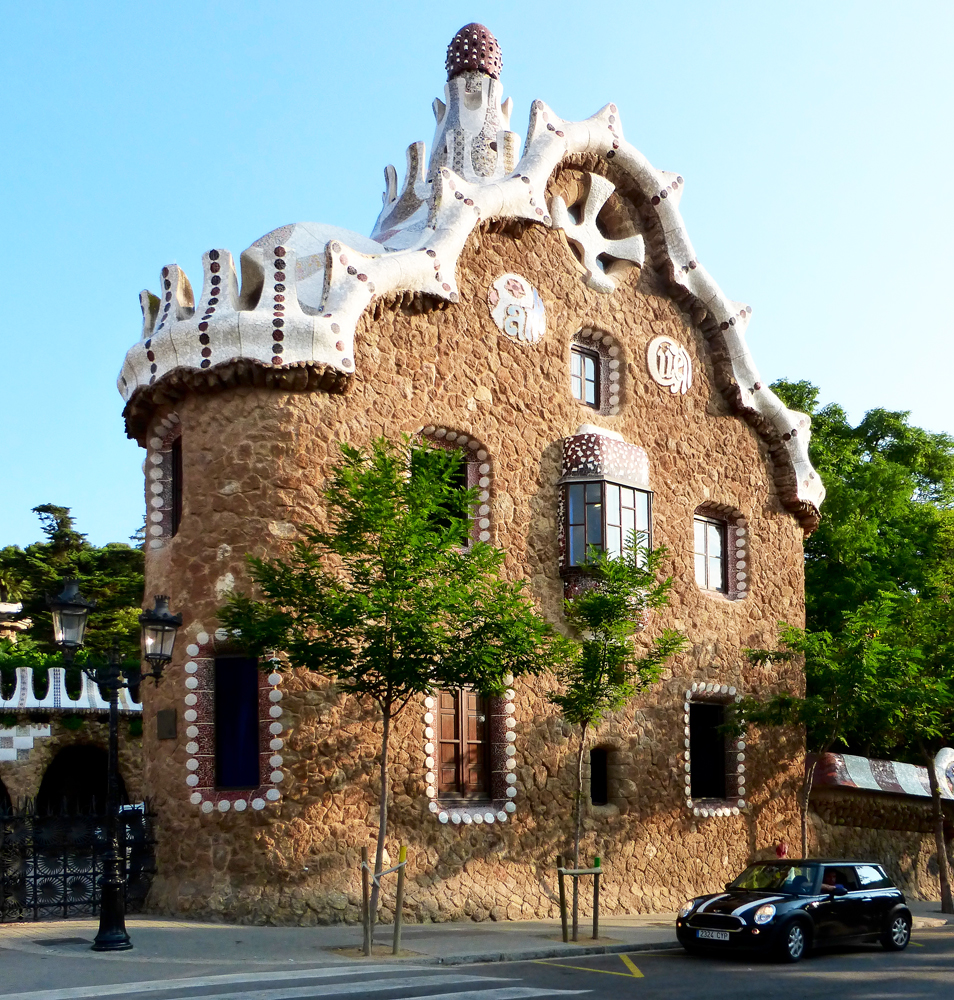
(119, 34, 824, 531)
(0, 666, 142, 714)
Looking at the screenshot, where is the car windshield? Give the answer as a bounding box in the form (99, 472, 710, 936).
(729, 863, 817, 895)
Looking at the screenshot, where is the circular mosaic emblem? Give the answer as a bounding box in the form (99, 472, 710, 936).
(487, 273, 546, 344)
(647, 335, 693, 395)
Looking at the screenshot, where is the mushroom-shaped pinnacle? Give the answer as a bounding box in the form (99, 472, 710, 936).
(445, 23, 502, 80)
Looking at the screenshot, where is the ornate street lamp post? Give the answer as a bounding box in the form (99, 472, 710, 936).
(47, 582, 182, 951)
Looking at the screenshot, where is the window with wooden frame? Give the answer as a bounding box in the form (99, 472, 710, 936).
(437, 688, 491, 800)
(570, 345, 600, 409)
(565, 480, 651, 567)
(693, 515, 727, 593)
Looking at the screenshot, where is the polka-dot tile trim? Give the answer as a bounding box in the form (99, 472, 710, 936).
(682, 684, 746, 818)
(419, 427, 493, 543)
(183, 629, 284, 813)
(144, 413, 181, 552)
(574, 328, 623, 415)
(695, 503, 750, 601)
(423, 673, 518, 826)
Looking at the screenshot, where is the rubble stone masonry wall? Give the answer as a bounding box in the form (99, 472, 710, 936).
(139, 222, 807, 924)
(811, 788, 954, 901)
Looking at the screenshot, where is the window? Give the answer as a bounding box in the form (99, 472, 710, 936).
(570, 345, 600, 409)
(689, 701, 728, 799)
(566, 481, 651, 566)
(214, 656, 261, 790)
(437, 688, 490, 799)
(590, 747, 609, 806)
(171, 437, 183, 536)
(694, 515, 726, 592)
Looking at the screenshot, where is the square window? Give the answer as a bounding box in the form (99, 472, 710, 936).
(693, 515, 727, 592)
(570, 345, 600, 409)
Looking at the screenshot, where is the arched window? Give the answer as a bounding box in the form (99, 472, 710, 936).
(569, 329, 622, 415)
(145, 412, 183, 551)
(0, 777, 11, 812)
(693, 503, 749, 599)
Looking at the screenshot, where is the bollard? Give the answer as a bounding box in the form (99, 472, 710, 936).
(556, 855, 568, 943)
(392, 845, 407, 956)
(361, 846, 371, 956)
(571, 865, 579, 943)
(592, 856, 601, 940)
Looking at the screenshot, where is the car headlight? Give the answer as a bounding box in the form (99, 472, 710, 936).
(753, 904, 776, 925)
(678, 900, 696, 918)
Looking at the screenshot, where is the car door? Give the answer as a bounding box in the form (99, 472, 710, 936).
(814, 866, 866, 940)
(853, 864, 900, 935)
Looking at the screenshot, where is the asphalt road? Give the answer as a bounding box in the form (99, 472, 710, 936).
(6, 927, 953, 1000)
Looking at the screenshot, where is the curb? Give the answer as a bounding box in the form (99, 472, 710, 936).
(433, 939, 681, 965)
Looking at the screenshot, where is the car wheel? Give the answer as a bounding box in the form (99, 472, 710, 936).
(681, 943, 702, 956)
(881, 912, 911, 951)
(778, 920, 809, 963)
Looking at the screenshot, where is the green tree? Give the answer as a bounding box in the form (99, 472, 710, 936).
(771, 380, 954, 632)
(0, 505, 145, 656)
(741, 600, 902, 859)
(871, 595, 954, 913)
(219, 438, 566, 935)
(550, 544, 685, 874)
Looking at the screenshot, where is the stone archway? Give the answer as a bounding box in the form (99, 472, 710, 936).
(36, 745, 128, 815)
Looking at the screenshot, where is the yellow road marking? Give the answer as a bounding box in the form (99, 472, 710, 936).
(910, 941, 925, 947)
(534, 954, 644, 978)
(619, 954, 644, 977)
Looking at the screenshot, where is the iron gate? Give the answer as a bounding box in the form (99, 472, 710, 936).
(0, 801, 156, 921)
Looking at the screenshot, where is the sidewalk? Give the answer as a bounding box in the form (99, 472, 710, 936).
(1, 910, 679, 969)
(1, 900, 949, 994)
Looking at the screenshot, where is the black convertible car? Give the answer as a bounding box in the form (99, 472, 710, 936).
(676, 859, 912, 962)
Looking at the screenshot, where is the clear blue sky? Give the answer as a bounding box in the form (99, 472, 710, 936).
(1, 1, 951, 548)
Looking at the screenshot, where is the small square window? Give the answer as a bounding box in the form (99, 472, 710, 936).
(694, 515, 727, 592)
(570, 346, 600, 409)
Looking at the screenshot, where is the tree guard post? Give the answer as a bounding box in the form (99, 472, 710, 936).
(361, 846, 371, 956)
(556, 855, 568, 943)
(592, 856, 601, 940)
(392, 845, 407, 956)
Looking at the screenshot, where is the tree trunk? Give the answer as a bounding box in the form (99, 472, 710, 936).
(573, 723, 588, 868)
(571, 724, 588, 940)
(368, 705, 392, 940)
(801, 757, 817, 859)
(923, 743, 954, 914)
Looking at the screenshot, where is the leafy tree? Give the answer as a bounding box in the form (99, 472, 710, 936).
(0, 505, 145, 657)
(741, 600, 902, 859)
(550, 544, 685, 874)
(771, 380, 954, 632)
(870, 595, 954, 913)
(219, 438, 566, 934)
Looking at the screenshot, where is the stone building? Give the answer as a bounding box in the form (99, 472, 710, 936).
(117, 25, 828, 924)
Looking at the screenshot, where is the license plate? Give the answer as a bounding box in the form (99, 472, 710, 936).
(697, 929, 730, 941)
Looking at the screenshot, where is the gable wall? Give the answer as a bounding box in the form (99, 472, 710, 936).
(139, 219, 806, 924)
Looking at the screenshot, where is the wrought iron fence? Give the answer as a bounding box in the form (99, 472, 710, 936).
(0, 800, 156, 921)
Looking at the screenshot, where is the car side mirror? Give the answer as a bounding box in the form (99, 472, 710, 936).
(725, 884, 735, 891)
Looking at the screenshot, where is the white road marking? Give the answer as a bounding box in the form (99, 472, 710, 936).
(380, 991, 588, 1000)
(157, 974, 512, 1000)
(0, 965, 425, 1000)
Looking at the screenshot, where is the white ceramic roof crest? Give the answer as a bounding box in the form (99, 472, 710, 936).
(119, 24, 824, 528)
